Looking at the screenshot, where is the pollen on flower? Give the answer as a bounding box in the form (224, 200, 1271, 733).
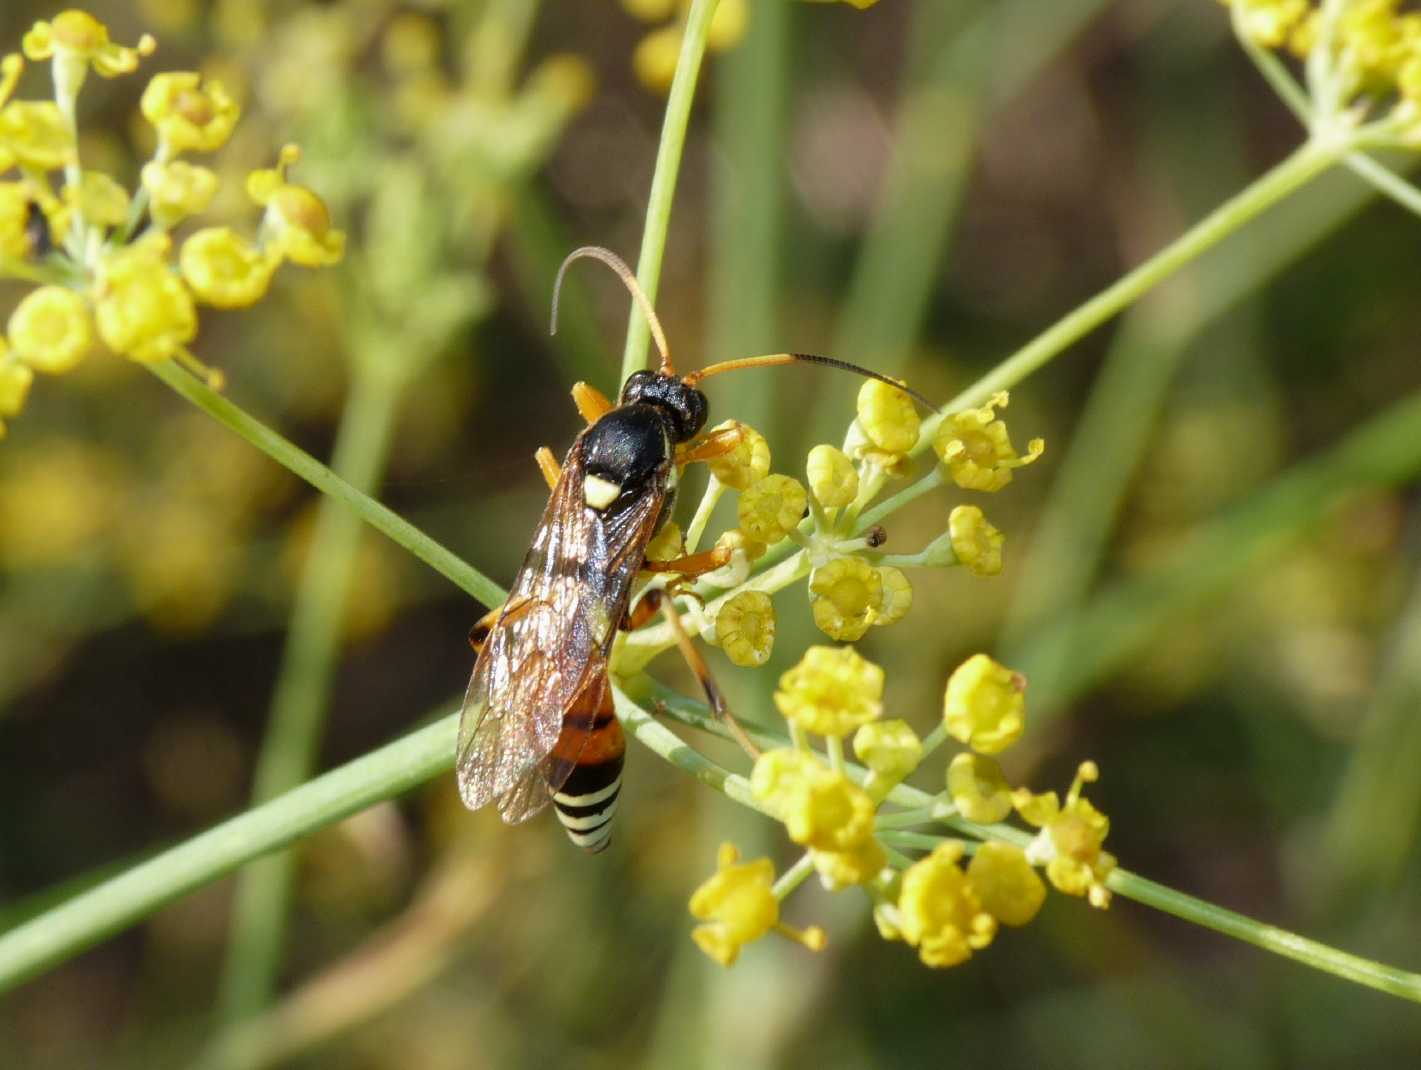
(688, 842, 779, 967)
(897, 841, 997, 968)
(805, 443, 858, 508)
(1015, 761, 1116, 909)
(809, 556, 883, 642)
(853, 719, 922, 789)
(774, 644, 884, 738)
(967, 841, 1046, 927)
(94, 236, 198, 363)
(9, 285, 92, 373)
(942, 653, 1026, 755)
(141, 71, 240, 153)
(737, 473, 807, 545)
(142, 160, 219, 227)
(706, 420, 770, 490)
(856, 377, 921, 455)
(870, 565, 912, 626)
(945, 752, 1014, 823)
(180, 227, 279, 309)
(949, 504, 1004, 577)
(933, 391, 1044, 492)
(713, 589, 775, 667)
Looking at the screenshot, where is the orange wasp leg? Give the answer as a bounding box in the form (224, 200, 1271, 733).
(626, 587, 762, 760)
(675, 424, 743, 467)
(642, 546, 732, 578)
(571, 381, 614, 427)
(534, 447, 561, 491)
(468, 595, 534, 654)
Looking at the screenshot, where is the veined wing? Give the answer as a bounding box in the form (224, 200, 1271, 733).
(455, 435, 667, 816)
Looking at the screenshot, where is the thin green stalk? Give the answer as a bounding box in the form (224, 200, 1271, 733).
(0, 712, 459, 996)
(219, 369, 404, 1022)
(146, 361, 504, 608)
(619, 0, 720, 383)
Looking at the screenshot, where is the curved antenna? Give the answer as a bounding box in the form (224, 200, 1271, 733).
(550, 246, 673, 376)
(684, 352, 940, 414)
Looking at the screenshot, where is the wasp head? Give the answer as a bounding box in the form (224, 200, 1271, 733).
(619, 370, 708, 444)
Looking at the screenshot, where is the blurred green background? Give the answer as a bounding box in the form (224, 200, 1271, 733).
(3, 0, 1421, 1066)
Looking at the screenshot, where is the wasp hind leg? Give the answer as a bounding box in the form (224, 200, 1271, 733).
(627, 587, 762, 760)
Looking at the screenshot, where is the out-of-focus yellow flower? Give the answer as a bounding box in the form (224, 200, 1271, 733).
(22, 10, 154, 79)
(933, 391, 1044, 492)
(856, 377, 921, 455)
(0, 182, 30, 259)
(1217, 0, 1309, 49)
(738, 473, 807, 544)
(713, 589, 776, 667)
(774, 644, 884, 738)
(870, 565, 912, 626)
(120, 501, 238, 633)
(853, 719, 922, 788)
(806, 443, 858, 508)
(62, 170, 129, 228)
(967, 842, 1046, 928)
(943, 653, 1026, 755)
(0, 355, 34, 420)
(634, 26, 682, 94)
(9, 285, 92, 373)
(897, 841, 996, 968)
(0, 441, 124, 567)
(809, 555, 882, 641)
(382, 13, 442, 76)
(812, 837, 887, 891)
(94, 236, 197, 363)
(0, 100, 75, 171)
(142, 160, 219, 227)
(623, 0, 678, 19)
(946, 752, 1014, 823)
(645, 519, 683, 563)
(248, 148, 346, 267)
(141, 71, 240, 153)
(706, 420, 770, 489)
(750, 748, 875, 851)
(180, 227, 278, 309)
(1015, 761, 1116, 908)
(688, 842, 779, 966)
(949, 504, 1004, 577)
(707, 0, 750, 50)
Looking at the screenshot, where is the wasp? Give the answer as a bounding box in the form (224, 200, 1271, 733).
(456, 247, 932, 851)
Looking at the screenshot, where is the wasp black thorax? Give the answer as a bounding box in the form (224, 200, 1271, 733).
(579, 372, 708, 514)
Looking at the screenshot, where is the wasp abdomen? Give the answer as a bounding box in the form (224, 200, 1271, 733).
(549, 680, 626, 852)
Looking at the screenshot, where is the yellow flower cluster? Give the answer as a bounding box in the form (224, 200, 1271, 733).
(623, 0, 749, 94)
(687, 643, 1114, 971)
(0, 11, 345, 440)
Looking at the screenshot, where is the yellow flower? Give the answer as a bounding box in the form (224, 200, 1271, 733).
(142, 160, 219, 227)
(141, 71, 240, 153)
(967, 842, 1046, 928)
(1015, 761, 1116, 908)
(62, 171, 130, 228)
(750, 748, 875, 851)
(812, 838, 887, 891)
(706, 419, 770, 490)
(945, 752, 1014, 824)
(180, 227, 278, 309)
(738, 473, 807, 544)
(0, 181, 29, 259)
(9, 285, 92, 373)
(870, 565, 912, 626)
(856, 377, 921, 455)
(644, 519, 683, 562)
(1219, 0, 1310, 49)
(0, 100, 75, 171)
(949, 504, 1004, 577)
(805, 443, 858, 508)
(633, 26, 682, 94)
(248, 148, 346, 267)
(774, 644, 884, 738)
(853, 719, 922, 788)
(22, 11, 154, 78)
(688, 843, 779, 966)
(707, 0, 750, 50)
(942, 653, 1025, 755)
(713, 589, 776, 667)
(0, 358, 34, 417)
(897, 841, 996, 968)
(94, 237, 198, 363)
(809, 556, 882, 642)
(933, 391, 1044, 492)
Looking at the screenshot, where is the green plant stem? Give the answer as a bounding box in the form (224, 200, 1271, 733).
(0, 712, 458, 996)
(146, 361, 504, 608)
(619, 0, 720, 384)
(219, 369, 404, 1023)
(917, 137, 1342, 446)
